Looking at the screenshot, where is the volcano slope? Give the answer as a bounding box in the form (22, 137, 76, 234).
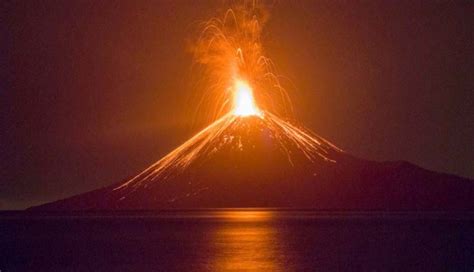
(30, 114, 474, 211)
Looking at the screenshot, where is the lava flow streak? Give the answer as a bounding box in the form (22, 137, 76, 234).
(115, 112, 341, 192)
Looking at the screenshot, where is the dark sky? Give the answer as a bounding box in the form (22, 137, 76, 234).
(2, 1, 473, 209)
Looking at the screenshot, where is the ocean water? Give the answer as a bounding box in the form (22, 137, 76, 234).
(1, 210, 473, 271)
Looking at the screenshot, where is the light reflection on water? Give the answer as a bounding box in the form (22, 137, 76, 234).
(208, 210, 284, 271)
(211, 210, 275, 221)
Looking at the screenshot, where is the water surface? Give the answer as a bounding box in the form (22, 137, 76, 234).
(1, 210, 473, 271)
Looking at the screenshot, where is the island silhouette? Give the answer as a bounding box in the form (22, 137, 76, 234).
(30, 115, 474, 211)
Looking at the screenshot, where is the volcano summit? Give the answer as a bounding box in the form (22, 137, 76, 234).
(31, 112, 473, 211)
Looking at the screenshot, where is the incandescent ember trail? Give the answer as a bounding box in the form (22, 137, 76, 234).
(192, 1, 292, 120)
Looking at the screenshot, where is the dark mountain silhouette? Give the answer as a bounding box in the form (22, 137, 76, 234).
(29, 115, 474, 211)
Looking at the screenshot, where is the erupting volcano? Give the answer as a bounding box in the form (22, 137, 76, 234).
(31, 3, 474, 211)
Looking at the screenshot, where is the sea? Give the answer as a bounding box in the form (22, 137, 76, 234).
(1, 209, 473, 271)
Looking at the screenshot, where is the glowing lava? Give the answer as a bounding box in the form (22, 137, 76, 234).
(112, 2, 344, 195)
(233, 79, 261, 117)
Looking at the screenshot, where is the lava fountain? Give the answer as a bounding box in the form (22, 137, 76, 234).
(233, 79, 262, 117)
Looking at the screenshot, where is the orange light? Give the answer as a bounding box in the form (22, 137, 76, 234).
(233, 79, 261, 117)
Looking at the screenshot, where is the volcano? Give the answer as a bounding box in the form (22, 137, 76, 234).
(30, 113, 473, 211)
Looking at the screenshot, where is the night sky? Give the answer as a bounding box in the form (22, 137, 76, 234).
(2, 1, 473, 209)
